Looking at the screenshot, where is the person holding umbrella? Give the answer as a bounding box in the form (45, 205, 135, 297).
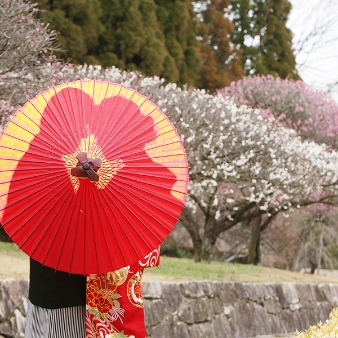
(25, 248, 160, 337)
(0, 80, 188, 337)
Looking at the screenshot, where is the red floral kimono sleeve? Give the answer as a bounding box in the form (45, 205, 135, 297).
(85, 248, 160, 338)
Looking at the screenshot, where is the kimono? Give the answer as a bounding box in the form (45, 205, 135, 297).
(85, 248, 160, 338)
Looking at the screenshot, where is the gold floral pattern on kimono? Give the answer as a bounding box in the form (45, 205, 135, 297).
(85, 248, 160, 338)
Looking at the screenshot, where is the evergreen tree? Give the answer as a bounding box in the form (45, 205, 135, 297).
(155, 0, 201, 86)
(97, 0, 201, 86)
(230, 0, 298, 79)
(35, 0, 104, 64)
(195, 0, 243, 91)
(36, 0, 201, 86)
(35, 0, 245, 90)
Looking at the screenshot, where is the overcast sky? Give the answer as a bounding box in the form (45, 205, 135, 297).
(287, 0, 338, 100)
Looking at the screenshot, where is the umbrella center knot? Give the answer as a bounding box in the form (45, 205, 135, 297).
(70, 152, 102, 182)
(82, 162, 90, 170)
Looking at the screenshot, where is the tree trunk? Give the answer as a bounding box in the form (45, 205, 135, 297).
(193, 239, 203, 262)
(317, 223, 324, 275)
(247, 215, 262, 265)
(193, 216, 217, 263)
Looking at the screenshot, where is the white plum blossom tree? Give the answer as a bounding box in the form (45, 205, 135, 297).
(33, 65, 338, 262)
(2, 0, 338, 262)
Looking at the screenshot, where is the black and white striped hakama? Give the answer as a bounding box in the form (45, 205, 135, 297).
(25, 301, 85, 338)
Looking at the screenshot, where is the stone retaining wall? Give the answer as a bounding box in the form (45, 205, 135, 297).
(1, 278, 338, 338)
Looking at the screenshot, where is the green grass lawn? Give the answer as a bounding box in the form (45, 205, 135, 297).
(1, 242, 338, 284)
(143, 256, 338, 284)
(0, 241, 27, 257)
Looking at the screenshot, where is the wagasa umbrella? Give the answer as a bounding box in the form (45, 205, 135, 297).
(0, 80, 188, 274)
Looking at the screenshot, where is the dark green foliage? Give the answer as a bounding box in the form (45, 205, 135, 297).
(36, 0, 201, 86)
(35, 0, 298, 89)
(230, 0, 299, 79)
(35, 0, 104, 64)
(195, 0, 243, 91)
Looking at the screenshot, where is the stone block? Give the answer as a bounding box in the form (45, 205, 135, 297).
(264, 298, 280, 315)
(144, 299, 165, 327)
(188, 321, 215, 338)
(211, 297, 223, 315)
(0, 279, 28, 322)
(316, 302, 333, 321)
(319, 284, 338, 306)
(142, 281, 163, 299)
(177, 300, 194, 324)
(180, 281, 213, 298)
(309, 284, 327, 302)
(186, 298, 212, 323)
(265, 313, 283, 334)
(212, 282, 239, 305)
(242, 283, 261, 302)
(229, 301, 255, 338)
(234, 282, 249, 300)
(295, 283, 316, 304)
(280, 309, 297, 333)
(164, 312, 176, 325)
(212, 314, 232, 337)
(276, 283, 300, 309)
(263, 284, 280, 301)
(161, 283, 183, 313)
(148, 323, 174, 338)
(250, 302, 272, 335)
(173, 322, 190, 338)
(10, 309, 26, 338)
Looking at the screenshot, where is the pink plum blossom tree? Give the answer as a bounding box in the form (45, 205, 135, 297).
(218, 75, 338, 148)
(218, 75, 338, 264)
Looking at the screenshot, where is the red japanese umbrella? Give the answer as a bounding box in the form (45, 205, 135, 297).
(0, 80, 188, 274)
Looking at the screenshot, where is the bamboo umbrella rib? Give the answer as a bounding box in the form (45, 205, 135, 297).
(95, 85, 126, 143)
(93, 187, 128, 269)
(89, 183, 116, 272)
(101, 113, 167, 157)
(6, 174, 73, 240)
(108, 177, 181, 227)
(97, 91, 158, 149)
(106, 136, 183, 159)
(103, 182, 175, 243)
(89, 81, 110, 138)
(112, 172, 188, 206)
(115, 170, 189, 183)
(0, 172, 68, 215)
(29, 97, 78, 154)
(99, 100, 159, 152)
(24, 178, 77, 262)
(99, 186, 151, 264)
(0, 171, 69, 197)
(57, 183, 85, 273)
(53, 87, 81, 151)
(40, 90, 78, 151)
